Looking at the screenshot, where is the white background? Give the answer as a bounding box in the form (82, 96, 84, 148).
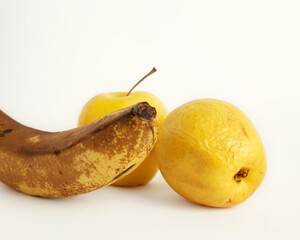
(0, 1, 300, 239)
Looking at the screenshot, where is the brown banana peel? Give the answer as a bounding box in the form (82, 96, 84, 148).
(0, 102, 157, 197)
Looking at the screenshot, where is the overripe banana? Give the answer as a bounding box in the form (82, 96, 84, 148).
(0, 102, 157, 197)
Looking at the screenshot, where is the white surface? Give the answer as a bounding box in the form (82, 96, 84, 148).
(0, 1, 300, 239)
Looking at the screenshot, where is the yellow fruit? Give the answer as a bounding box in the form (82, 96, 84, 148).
(78, 68, 168, 186)
(0, 102, 158, 197)
(78, 92, 167, 186)
(155, 99, 266, 207)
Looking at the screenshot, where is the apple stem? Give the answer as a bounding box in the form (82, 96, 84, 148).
(126, 67, 157, 96)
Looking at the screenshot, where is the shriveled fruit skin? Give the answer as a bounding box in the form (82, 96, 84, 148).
(155, 99, 266, 207)
(0, 102, 157, 197)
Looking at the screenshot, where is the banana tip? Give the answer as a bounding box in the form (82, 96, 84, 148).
(132, 102, 157, 121)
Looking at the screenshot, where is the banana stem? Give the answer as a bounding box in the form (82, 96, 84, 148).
(126, 67, 157, 96)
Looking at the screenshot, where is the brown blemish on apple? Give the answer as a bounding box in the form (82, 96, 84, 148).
(241, 127, 248, 138)
(226, 198, 232, 204)
(239, 122, 248, 138)
(234, 168, 249, 182)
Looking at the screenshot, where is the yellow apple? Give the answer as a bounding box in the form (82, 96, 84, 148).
(155, 99, 266, 207)
(78, 68, 168, 186)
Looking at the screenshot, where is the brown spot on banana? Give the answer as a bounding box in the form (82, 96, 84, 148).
(0, 129, 13, 137)
(0, 102, 157, 197)
(2, 129, 13, 134)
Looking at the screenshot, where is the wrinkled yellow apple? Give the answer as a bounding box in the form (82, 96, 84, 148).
(78, 68, 168, 186)
(155, 99, 266, 207)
